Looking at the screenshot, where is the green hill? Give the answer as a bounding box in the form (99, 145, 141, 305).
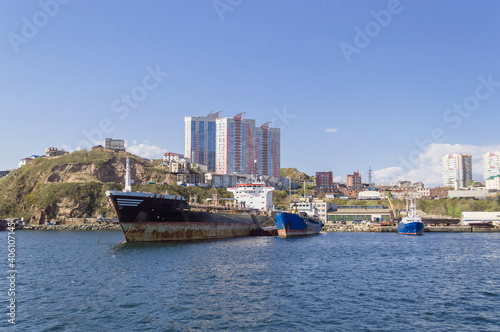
(280, 168, 311, 183)
(0, 147, 228, 224)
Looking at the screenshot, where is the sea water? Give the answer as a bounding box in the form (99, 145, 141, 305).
(1, 231, 499, 331)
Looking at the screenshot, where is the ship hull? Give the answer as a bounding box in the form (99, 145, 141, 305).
(121, 220, 260, 242)
(275, 212, 323, 238)
(397, 221, 424, 235)
(106, 190, 269, 242)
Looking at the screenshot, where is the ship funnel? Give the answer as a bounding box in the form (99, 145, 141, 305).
(124, 158, 132, 192)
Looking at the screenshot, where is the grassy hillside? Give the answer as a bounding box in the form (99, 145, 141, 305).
(280, 168, 311, 182)
(0, 148, 230, 223)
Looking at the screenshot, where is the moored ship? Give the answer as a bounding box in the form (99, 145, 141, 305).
(397, 199, 424, 235)
(106, 159, 273, 242)
(275, 204, 323, 237)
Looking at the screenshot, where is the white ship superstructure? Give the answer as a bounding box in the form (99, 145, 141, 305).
(228, 183, 274, 212)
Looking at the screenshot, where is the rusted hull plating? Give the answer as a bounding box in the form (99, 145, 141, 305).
(277, 228, 321, 237)
(121, 221, 261, 242)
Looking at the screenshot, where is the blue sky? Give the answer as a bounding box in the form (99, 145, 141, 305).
(1, 0, 499, 186)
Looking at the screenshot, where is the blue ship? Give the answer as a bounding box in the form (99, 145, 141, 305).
(397, 199, 424, 235)
(275, 211, 323, 238)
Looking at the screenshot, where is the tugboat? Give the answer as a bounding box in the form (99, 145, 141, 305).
(397, 198, 424, 235)
(275, 203, 323, 237)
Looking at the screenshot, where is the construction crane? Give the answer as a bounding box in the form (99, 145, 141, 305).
(385, 192, 400, 226)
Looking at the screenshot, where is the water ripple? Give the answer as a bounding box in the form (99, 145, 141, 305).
(0, 231, 499, 331)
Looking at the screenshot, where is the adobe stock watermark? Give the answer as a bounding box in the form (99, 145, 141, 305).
(7, 0, 71, 54)
(270, 106, 296, 131)
(398, 74, 500, 173)
(339, 0, 410, 64)
(73, 65, 169, 151)
(213, 0, 243, 21)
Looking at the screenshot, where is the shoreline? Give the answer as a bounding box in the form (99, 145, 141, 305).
(12, 223, 500, 233)
(20, 223, 122, 231)
(323, 224, 500, 233)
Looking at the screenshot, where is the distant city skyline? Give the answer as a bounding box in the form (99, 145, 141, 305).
(1, 1, 499, 187)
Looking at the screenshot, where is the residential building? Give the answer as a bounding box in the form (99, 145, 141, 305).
(398, 181, 412, 188)
(483, 152, 500, 181)
(105, 138, 125, 151)
(184, 111, 219, 172)
(169, 162, 189, 174)
(442, 154, 472, 188)
(416, 187, 431, 197)
(216, 113, 256, 175)
(176, 173, 204, 186)
(486, 175, 500, 191)
(185, 112, 280, 177)
(340, 187, 360, 199)
(313, 185, 338, 197)
(346, 171, 362, 188)
(316, 171, 333, 188)
(46, 147, 67, 157)
(163, 152, 183, 163)
(255, 123, 280, 178)
(429, 187, 449, 199)
(18, 158, 33, 168)
(205, 173, 246, 188)
(313, 200, 337, 223)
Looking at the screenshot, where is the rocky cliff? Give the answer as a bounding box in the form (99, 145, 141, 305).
(0, 147, 177, 223)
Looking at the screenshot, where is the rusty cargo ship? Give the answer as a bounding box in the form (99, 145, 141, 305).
(105, 159, 272, 242)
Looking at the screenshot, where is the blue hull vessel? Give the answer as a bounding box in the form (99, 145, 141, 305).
(275, 212, 323, 237)
(397, 198, 424, 235)
(397, 221, 424, 235)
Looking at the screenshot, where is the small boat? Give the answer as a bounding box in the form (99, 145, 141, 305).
(397, 199, 424, 235)
(275, 204, 323, 237)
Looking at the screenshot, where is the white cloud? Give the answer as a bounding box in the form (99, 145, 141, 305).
(325, 128, 338, 133)
(372, 167, 405, 185)
(126, 141, 166, 159)
(373, 143, 500, 187)
(333, 176, 342, 182)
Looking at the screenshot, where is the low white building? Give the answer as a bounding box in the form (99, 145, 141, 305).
(18, 158, 32, 168)
(486, 175, 500, 191)
(358, 190, 380, 200)
(448, 189, 490, 199)
(163, 152, 190, 164)
(460, 211, 500, 226)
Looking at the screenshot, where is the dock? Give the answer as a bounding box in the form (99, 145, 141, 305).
(379, 226, 500, 233)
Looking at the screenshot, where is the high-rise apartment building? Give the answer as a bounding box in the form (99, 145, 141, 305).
(483, 152, 500, 180)
(216, 113, 256, 174)
(442, 154, 472, 188)
(185, 112, 280, 177)
(316, 171, 333, 188)
(256, 123, 280, 178)
(184, 111, 219, 172)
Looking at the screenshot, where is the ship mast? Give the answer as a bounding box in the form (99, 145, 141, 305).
(124, 158, 132, 192)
